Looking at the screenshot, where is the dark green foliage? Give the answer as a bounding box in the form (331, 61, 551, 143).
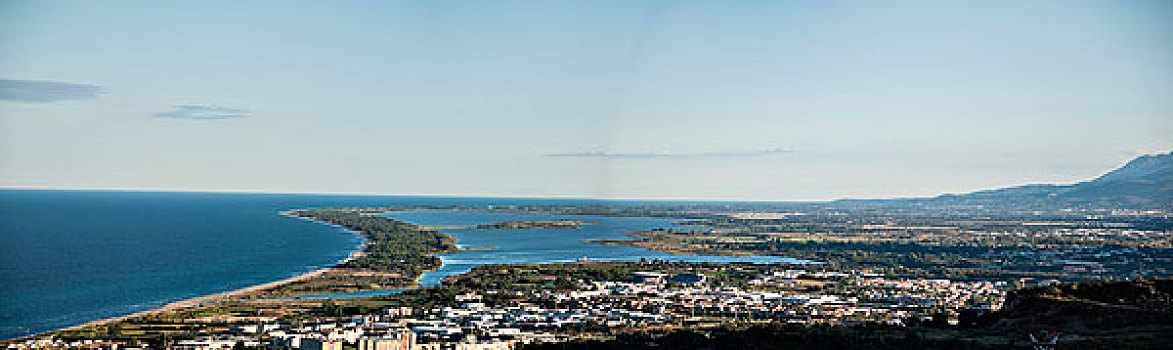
(321, 300, 344, 317)
(1011, 278, 1173, 310)
(522, 324, 992, 350)
(443, 263, 645, 292)
(1000, 278, 1173, 331)
(293, 209, 457, 256)
(341, 252, 442, 276)
(289, 209, 458, 283)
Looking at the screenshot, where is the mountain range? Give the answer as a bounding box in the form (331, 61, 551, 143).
(844, 151, 1173, 210)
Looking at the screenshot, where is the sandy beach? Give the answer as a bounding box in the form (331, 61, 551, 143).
(53, 263, 345, 334)
(48, 212, 370, 336)
(32, 209, 458, 340)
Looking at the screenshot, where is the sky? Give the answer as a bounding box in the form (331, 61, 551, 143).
(1, 0, 1170, 201)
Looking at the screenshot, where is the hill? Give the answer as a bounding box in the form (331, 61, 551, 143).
(990, 278, 1173, 348)
(843, 151, 1173, 210)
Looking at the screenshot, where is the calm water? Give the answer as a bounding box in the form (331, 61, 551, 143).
(0, 190, 599, 340)
(291, 211, 811, 299)
(388, 211, 808, 286)
(0, 190, 800, 340)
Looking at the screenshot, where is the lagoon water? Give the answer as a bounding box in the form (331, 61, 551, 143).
(292, 211, 810, 300)
(0, 190, 800, 340)
(384, 211, 807, 286)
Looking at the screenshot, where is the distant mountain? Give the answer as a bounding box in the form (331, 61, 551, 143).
(844, 152, 1173, 210)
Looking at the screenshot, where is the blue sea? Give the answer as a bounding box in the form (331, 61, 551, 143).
(0, 190, 801, 340)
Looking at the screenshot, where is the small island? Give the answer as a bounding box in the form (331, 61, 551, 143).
(476, 220, 593, 229)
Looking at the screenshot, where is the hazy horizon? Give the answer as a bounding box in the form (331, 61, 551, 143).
(3, 1, 1171, 201)
(0, 147, 1162, 203)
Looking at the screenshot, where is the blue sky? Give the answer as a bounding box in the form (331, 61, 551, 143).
(1, 0, 1170, 200)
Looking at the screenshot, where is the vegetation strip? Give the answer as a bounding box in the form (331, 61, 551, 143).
(265, 209, 460, 296)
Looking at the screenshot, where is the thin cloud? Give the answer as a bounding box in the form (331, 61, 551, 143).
(153, 105, 248, 120)
(0, 79, 103, 103)
(546, 148, 792, 159)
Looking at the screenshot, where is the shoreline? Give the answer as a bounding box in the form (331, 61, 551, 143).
(20, 209, 682, 341)
(51, 265, 343, 335)
(31, 208, 475, 341)
(24, 210, 374, 341)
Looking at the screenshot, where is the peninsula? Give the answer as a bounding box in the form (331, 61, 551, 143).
(267, 208, 461, 296)
(10, 201, 1171, 349)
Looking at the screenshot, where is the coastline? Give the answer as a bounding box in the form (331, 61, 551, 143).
(10, 207, 823, 345)
(22, 209, 663, 341)
(27, 210, 373, 340)
(52, 265, 343, 335)
(33, 208, 472, 341)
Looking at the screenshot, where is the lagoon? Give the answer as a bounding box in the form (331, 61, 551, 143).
(387, 211, 810, 286)
(0, 190, 802, 340)
(0, 190, 601, 340)
(293, 211, 809, 299)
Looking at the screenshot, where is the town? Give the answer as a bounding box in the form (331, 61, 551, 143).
(8, 261, 1018, 349)
(5, 204, 1169, 349)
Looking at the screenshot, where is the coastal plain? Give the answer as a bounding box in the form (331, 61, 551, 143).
(9, 201, 1169, 349)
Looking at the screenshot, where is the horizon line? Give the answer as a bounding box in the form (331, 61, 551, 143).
(0, 181, 1081, 204)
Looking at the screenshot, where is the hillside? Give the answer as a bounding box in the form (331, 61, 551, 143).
(991, 279, 1173, 348)
(844, 151, 1173, 210)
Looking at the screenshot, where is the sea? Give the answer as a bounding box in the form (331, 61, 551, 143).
(0, 190, 803, 340)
